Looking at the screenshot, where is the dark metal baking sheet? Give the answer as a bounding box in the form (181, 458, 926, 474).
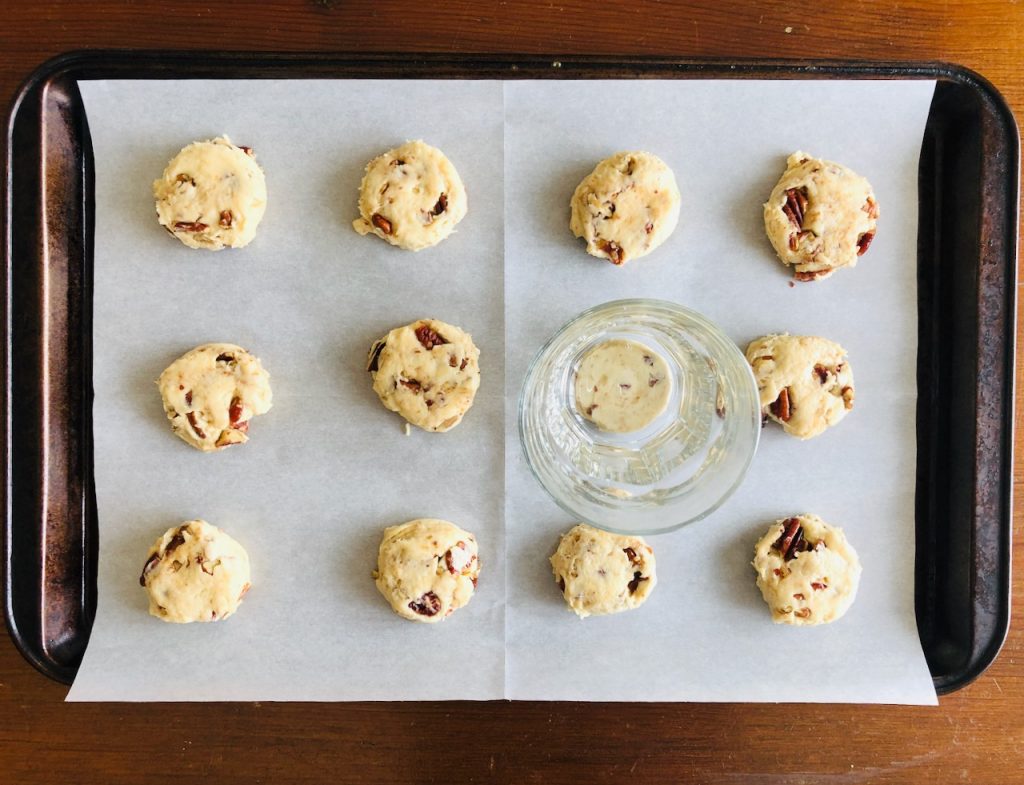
(3, 53, 1016, 693)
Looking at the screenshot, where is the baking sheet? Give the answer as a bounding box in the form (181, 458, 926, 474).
(70, 77, 937, 703)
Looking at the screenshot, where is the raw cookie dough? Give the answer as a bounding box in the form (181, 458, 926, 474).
(751, 514, 861, 626)
(373, 519, 480, 623)
(569, 151, 681, 265)
(140, 519, 252, 623)
(367, 319, 480, 432)
(158, 343, 273, 452)
(745, 334, 854, 440)
(352, 140, 468, 251)
(575, 339, 671, 433)
(550, 523, 656, 618)
(763, 151, 879, 281)
(153, 136, 268, 250)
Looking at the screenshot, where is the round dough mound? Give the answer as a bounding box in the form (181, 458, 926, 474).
(352, 140, 468, 251)
(153, 136, 267, 250)
(745, 334, 854, 440)
(140, 519, 251, 623)
(575, 339, 671, 433)
(550, 523, 656, 618)
(763, 151, 878, 281)
(367, 319, 480, 432)
(569, 151, 681, 266)
(374, 519, 480, 623)
(158, 343, 273, 452)
(751, 514, 861, 626)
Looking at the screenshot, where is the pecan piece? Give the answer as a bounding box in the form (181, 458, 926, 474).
(644, 221, 654, 234)
(623, 547, 640, 566)
(371, 213, 393, 235)
(175, 173, 195, 185)
(627, 571, 648, 595)
(228, 397, 245, 428)
(856, 231, 875, 255)
(811, 581, 827, 591)
(165, 525, 189, 555)
(649, 376, 659, 388)
(367, 341, 386, 373)
(408, 591, 441, 617)
(184, 389, 193, 406)
(794, 269, 828, 282)
(399, 378, 422, 393)
(769, 387, 792, 422)
(813, 364, 829, 384)
(219, 210, 233, 228)
(186, 411, 207, 440)
(445, 541, 472, 574)
(449, 355, 458, 368)
(771, 518, 810, 561)
(415, 324, 448, 350)
(174, 221, 207, 232)
(459, 357, 468, 371)
(431, 193, 448, 216)
(862, 197, 880, 219)
(238, 145, 254, 157)
(793, 608, 812, 619)
(598, 239, 625, 265)
(139, 553, 160, 586)
(216, 352, 236, 363)
(782, 187, 808, 228)
(841, 385, 854, 410)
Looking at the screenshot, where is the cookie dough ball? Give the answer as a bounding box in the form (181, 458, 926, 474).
(751, 514, 861, 625)
(153, 136, 267, 250)
(367, 319, 480, 432)
(352, 140, 468, 251)
(570, 151, 681, 265)
(158, 343, 273, 452)
(745, 334, 854, 440)
(550, 523, 656, 618)
(373, 519, 480, 623)
(139, 520, 252, 623)
(575, 339, 672, 433)
(763, 151, 878, 281)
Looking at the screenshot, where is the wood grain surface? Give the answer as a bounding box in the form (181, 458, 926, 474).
(2, 2, 1022, 783)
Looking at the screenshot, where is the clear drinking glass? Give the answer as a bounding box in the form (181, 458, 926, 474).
(518, 299, 761, 535)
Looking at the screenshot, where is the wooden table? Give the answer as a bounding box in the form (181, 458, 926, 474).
(2, 2, 1021, 782)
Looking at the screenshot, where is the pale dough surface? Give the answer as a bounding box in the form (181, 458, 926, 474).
(549, 523, 656, 618)
(574, 339, 671, 433)
(763, 151, 878, 281)
(153, 136, 267, 250)
(353, 140, 468, 251)
(751, 514, 862, 626)
(373, 519, 480, 623)
(158, 343, 273, 452)
(569, 151, 681, 265)
(140, 519, 252, 623)
(745, 334, 854, 440)
(368, 319, 480, 432)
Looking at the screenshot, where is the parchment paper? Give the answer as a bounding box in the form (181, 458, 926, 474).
(70, 78, 937, 703)
(70, 80, 507, 701)
(504, 80, 937, 703)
